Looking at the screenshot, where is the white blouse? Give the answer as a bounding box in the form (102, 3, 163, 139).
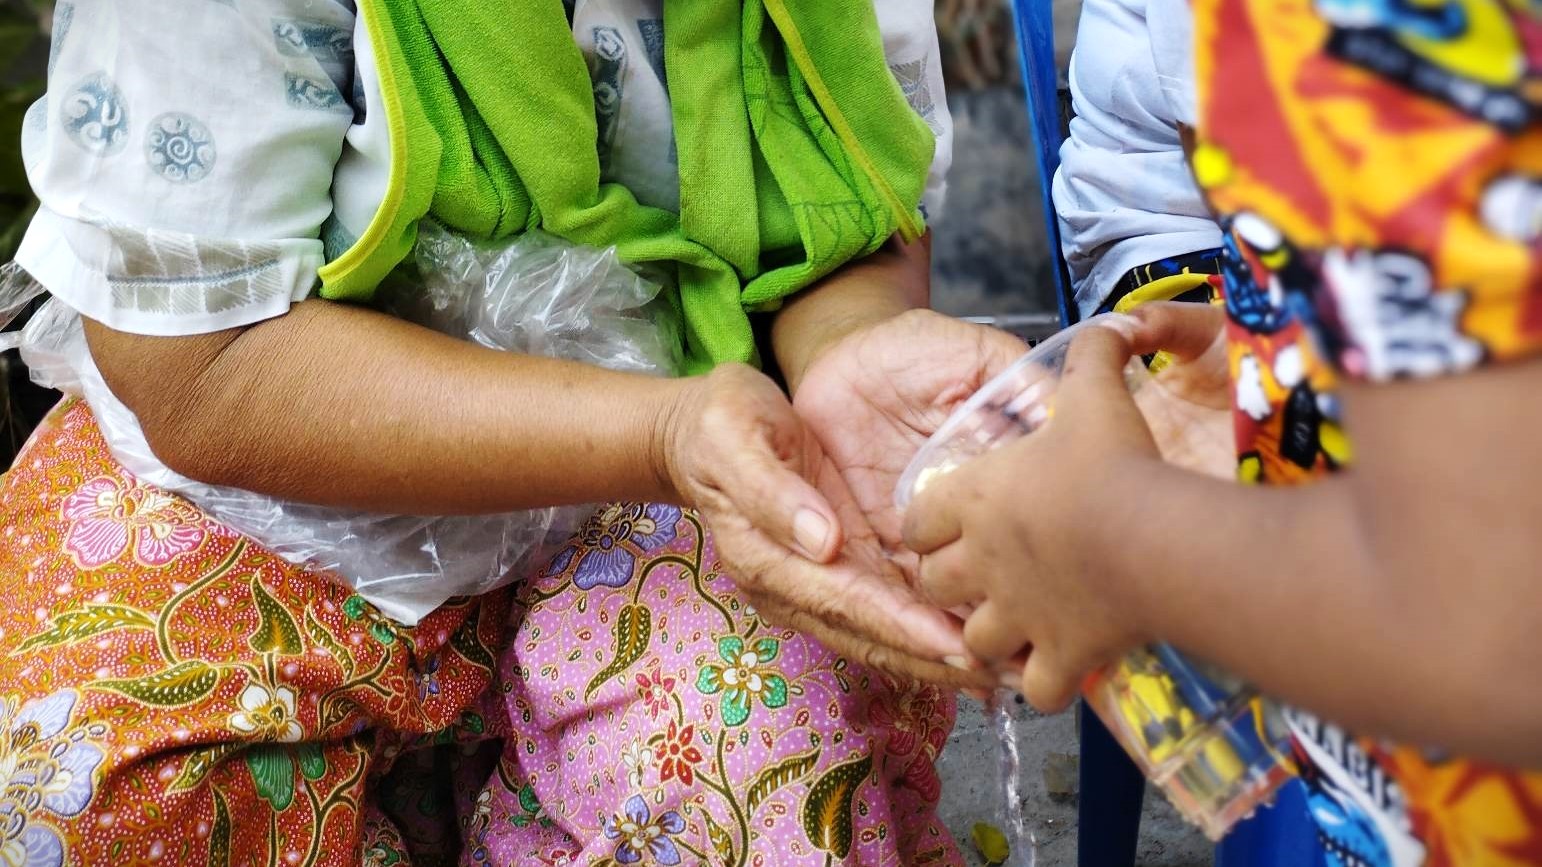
(18, 0, 953, 337)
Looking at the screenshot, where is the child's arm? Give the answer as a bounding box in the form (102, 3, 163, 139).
(905, 304, 1542, 767)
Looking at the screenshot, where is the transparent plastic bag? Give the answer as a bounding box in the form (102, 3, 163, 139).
(1, 224, 682, 625)
(393, 220, 681, 375)
(0, 263, 48, 338)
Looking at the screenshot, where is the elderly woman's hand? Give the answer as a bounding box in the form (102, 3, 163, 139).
(1128, 303, 1235, 479)
(657, 362, 993, 689)
(793, 309, 1029, 572)
(796, 305, 1235, 562)
(786, 311, 1026, 691)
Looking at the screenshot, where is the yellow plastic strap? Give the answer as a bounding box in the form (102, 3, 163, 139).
(1110, 271, 1216, 315)
(1112, 271, 1218, 373)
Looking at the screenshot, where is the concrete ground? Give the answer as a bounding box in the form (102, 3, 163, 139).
(937, 699, 1212, 866)
(926, 3, 1213, 862)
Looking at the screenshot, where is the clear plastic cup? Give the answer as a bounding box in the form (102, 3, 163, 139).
(895, 315, 1147, 508)
(895, 315, 1295, 840)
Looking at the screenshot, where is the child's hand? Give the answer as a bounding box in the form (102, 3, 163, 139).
(901, 323, 1163, 712)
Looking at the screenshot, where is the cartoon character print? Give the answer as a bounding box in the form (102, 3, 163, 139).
(1286, 711, 1542, 867)
(1286, 708, 1426, 867)
(1217, 213, 1352, 484)
(1317, 0, 1467, 40)
(1478, 172, 1542, 244)
(1320, 246, 1487, 379)
(1314, 0, 1540, 131)
(1296, 744, 1397, 867)
(1221, 212, 1303, 335)
(1480, 169, 1542, 339)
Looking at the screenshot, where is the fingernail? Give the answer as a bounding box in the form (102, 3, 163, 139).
(943, 655, 970, 671)
(999, 671, 1021, 690)
(1097, 312, 1140, 340)
(793, 509, 832, 559)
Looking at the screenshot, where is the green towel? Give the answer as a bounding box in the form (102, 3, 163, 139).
(319, 0, 935, 373)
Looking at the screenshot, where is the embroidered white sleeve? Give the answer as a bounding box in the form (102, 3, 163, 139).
(16, 0, 357, 335)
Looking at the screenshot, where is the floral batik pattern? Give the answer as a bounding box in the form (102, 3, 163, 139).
(0, 690, 109, 867)
(0, 401, 510, 867)
(0, 401, 963, 866)
(475, 507, 963, 866)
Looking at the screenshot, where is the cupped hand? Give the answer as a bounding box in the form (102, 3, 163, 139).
(792, 309, 1030, 562)
(658, 362, 993, 689)
(1129, 303, 1235, 478)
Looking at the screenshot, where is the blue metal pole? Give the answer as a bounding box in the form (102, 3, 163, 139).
(1009, 0, 1077, 326)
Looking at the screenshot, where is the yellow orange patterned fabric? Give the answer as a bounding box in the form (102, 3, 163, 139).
(1192, 0, 1542, 863)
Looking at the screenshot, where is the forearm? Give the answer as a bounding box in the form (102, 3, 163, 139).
(1095, 459, 1542, 763)
(771, 233, 930, 393)
(86, 299, 684, 514)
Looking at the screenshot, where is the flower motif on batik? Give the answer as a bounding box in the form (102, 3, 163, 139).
(647, 722, 702, 787)
(343, 594, 400, 646)
(416, 656, 441, 704)
(604, 794, 686, 865)
(555, 503, 681, 590)
(695, 635, 788, 727)
(229, 682, 303, 743)
(61, 476, 207, 569)
(621, 739, 652, 789)
(635, 660, 676, 720)
(870, 682, 949, 802)
(509, 784, 553, 829)
(0, 691, 108, 867)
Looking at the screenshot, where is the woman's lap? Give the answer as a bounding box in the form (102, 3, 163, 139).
(0, 401, 508, 866)
(0, 402, 961, 866)
(480, 505, 960, 866)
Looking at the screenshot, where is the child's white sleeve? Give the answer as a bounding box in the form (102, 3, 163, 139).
(1052, 0, 1222, 315)
(1147, 0, 1200, 126)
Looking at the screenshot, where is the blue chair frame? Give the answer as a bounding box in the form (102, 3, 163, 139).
(1007, 4, 1146, 866)
(1010, 0, 1078, 329)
